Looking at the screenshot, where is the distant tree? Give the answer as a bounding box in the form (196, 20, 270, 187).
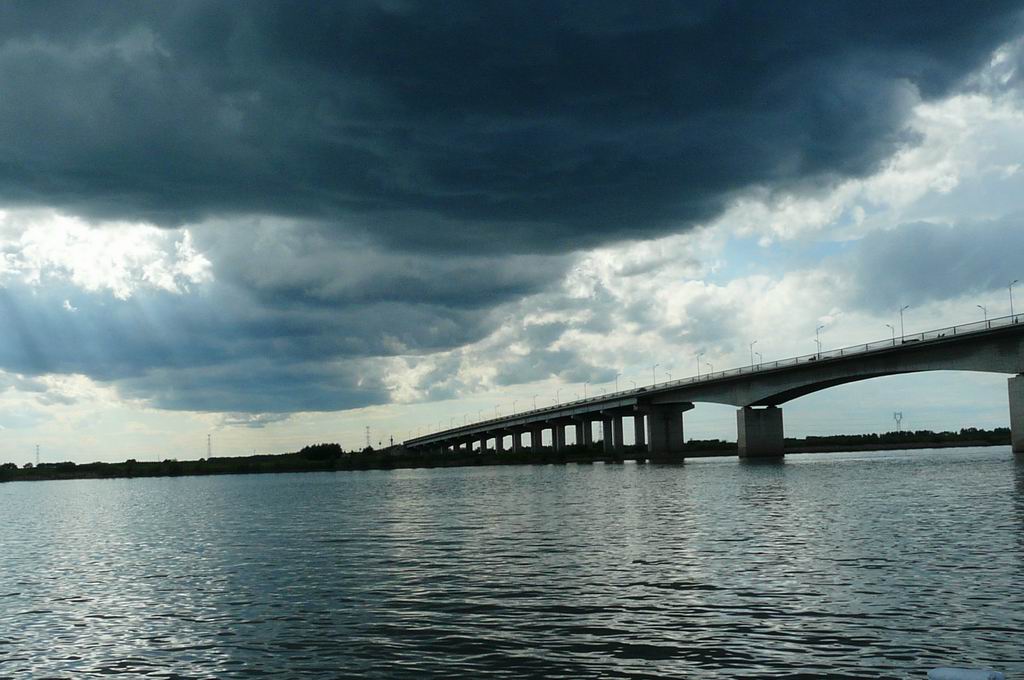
(298, 443, 343, 461)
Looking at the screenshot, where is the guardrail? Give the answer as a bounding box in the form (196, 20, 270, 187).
(406, 313, 1022, 444)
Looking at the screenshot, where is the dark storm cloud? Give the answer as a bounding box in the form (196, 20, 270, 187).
(196, 220, 569, 309)
(0, 274, 492, 412)
(848, 215, 1024, 312)
(0, 1, 1020, 253)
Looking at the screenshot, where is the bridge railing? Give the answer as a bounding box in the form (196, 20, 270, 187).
(407, 313, 1021, 443)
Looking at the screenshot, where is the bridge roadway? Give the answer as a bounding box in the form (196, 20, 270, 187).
(404, 315, 1024, 458)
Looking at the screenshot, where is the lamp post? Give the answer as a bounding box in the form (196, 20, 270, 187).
(755, 351, 763, 367)
(512, 400, 517, 415)
(696, 351, 705, 378)
(1011, 279, 1019, 318)
(494, 405, 499, 418)
(532, 394, 538, 410)
(665, 370, 672, 381)
(556, 388, 561, 405)
(885, 323, 895, 346)
(705, 361, 714, 375)
(977, 304, 987, 322)
(652, 363, 659, 386)
(749, 340, 758, 368)
(614, 372, 621, 393)
(583, 381, 588, 399)
(478, 410, 484, 422)
(630, 380, 637, 390)
(815, 324, 825, 357)
(899, 304, 910, 340)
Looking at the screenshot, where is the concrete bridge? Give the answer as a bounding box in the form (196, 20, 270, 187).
(404, 315, 1024, 458)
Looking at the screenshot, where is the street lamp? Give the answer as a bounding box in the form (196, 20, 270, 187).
(614, 372, 621, 393)
(494, 405, 500, 418)
(696, 351, 705, 378)
(705, 361, 714, 375)
(512, 400, 518, 415)
(755, 351, 763, 367)
(899, 304, 910, 340)
(583, 381, 588, 399)
(1011, 280, 1019, 318)
(665, 370, 672, 381)
(532, 394, 538, 410)
(815, 324, 825, 357)
(749, 340, 758, 368)
(556, 388, 561, 405)
(885, 323, 895, 346)
(977, 304, 987, 324)
(652, 363, 659, 386)
(630, 380, 637, 389)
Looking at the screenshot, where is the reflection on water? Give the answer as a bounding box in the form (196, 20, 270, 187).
(2, 448, 1023, 678)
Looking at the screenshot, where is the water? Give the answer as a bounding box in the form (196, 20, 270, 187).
(2, 447, 1023, 679)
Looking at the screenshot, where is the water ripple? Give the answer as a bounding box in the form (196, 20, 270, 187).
(1, 448, 1023, 677)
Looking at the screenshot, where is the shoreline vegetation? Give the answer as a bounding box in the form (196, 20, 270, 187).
(1, 428, 1011, 484)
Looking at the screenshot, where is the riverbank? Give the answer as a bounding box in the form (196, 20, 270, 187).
(1, 427, 1011, 483)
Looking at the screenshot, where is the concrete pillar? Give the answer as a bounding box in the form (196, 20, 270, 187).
(602, 418, 614, 454)
(613, 417, 625, 453)
(633, 415, 646, 449)
(1010, 375, 1024, 453)
(476, 438, 485, 453)
(531, 427, 545, 451)
(510, 429, 523, 454)
(553, 423, 567, 452)
(737, 406, 785, 458)
(645, 405, 686, 454)
(577, 419, 594, 449)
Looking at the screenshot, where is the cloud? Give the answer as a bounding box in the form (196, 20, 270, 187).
(846, 215, 1024, 312)
(0, 3, 1022, 421)
(219, 412, 293, 429)
(0, 212, 575, 413)
(0, 2, 1019, 253)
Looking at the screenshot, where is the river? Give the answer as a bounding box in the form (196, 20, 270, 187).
(2, 447, 1022, 678)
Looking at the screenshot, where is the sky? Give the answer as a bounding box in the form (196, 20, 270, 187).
(2, 1, 1024, 464)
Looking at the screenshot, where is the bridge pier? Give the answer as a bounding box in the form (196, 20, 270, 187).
(737, 406, 785, 458)
(612, 417, 625, 453)
(1010, 375, 1024, 454)
(506, 430, 519, 454)
(577, 419, 594, 449)
(553, 422, 567, 452)
(645, 404, 690, 454)
(633, 415, 646, 449)
(602, 417, 614, 454)
(531, 426, 545, 452)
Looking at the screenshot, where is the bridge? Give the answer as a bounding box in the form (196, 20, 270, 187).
(404, 315, 1024, 458)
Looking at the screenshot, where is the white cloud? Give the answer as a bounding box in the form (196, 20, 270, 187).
(0, 209, 212, 299)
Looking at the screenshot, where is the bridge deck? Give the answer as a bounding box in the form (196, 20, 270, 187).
(405, 314, 1024, 447)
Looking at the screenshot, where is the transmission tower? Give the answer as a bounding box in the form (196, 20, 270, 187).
(893, 412, 903, 434)
(207, 433, 211, 458)
(365, 426, 371, 449)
